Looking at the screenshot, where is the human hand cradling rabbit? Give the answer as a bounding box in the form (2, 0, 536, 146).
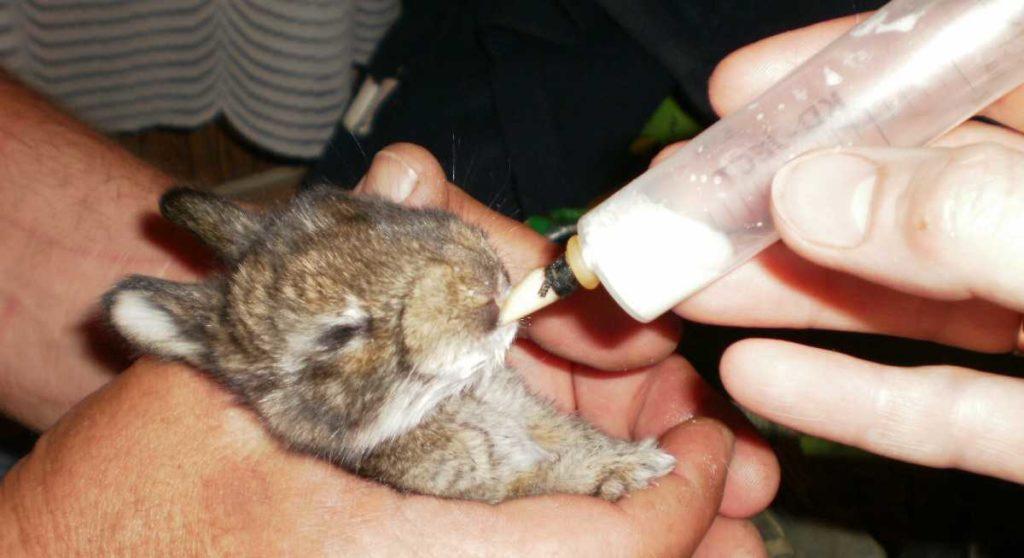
(0, 143, 778, 557)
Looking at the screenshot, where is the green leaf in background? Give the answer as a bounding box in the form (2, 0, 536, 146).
(524, 207, 587, 241)
(525, 215, 554, 235)
(630, 96, 704, 155)
(549, 207, 586, 223)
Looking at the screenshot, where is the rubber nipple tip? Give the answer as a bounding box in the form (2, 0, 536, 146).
(498, 268, 560, 324)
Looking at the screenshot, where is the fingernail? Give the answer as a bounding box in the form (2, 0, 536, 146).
(773, 151, 877, 248)
(364, 150, 418, 202)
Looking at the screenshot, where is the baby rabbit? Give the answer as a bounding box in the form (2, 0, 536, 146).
(103, 185, 675, 503)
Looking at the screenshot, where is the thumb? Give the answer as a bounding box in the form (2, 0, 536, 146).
(770, 143, 1024, 311)
(353, 143, 450, 208)
(352, 142, 555, 277)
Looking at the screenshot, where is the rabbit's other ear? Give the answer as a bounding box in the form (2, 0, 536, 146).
(160, 187, 261, 263)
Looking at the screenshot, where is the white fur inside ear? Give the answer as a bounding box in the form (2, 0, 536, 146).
(110, 290, 200, 358)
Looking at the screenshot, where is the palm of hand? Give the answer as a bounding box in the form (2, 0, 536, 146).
(5, 354, 737, 556)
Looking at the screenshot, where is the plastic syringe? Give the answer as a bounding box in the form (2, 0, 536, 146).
(499, 0, 1024, 325)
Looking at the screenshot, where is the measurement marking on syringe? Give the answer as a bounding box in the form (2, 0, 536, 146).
(863, 108, 892, 145)
(949, 61, 980, 99)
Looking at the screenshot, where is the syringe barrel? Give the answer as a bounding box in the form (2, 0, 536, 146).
(577, 0, 1024, 322)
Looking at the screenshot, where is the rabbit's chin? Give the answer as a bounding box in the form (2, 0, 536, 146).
(341, 321, 519, 459)
(417, 319, 518, 383)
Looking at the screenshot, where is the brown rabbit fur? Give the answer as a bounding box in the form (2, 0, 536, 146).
(103, 185, 675, 503)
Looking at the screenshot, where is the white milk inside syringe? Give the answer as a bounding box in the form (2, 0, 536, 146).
(580, 190, 735, 319)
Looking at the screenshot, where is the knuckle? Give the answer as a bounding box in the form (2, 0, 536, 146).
(904, 142, 1024, 263)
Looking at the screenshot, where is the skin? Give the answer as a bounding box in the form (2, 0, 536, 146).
(0, 71, 184, 429)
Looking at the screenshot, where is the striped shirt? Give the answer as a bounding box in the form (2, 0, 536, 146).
(0, 0, 399, 159)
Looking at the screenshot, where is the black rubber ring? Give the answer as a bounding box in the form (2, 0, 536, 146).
(543, 256, 580, 298)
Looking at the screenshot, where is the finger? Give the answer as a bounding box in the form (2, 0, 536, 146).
(527, 287, 683, 371)
(687, 16, 1022, 294)
(573, 355, 778, 518)
(708, 15, 864, 116)
(676, 242, 1021, 353)
(674, 118, 1023, 354)
(722, 339, 1024, 484)
(708, 13, 1024, 133)
(353, 143, 449, 209)
(616, 418, 734, 557)
(693, 517, 767, 558)
(933, 119, 1024, 152)
(358, 143, 683, 370)
(627, 356, 779, 518)
(982, 88, 1024, 135)
(657, 121, 1019, 352)
(771, 143, 1024, 311)
(354, 143, 554, 277)
(650, 140, 687, 167)
(487, 418, 732, 557)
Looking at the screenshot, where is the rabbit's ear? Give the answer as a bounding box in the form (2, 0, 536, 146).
(160, 187, 261, 263)
(104, 275, 219, 364)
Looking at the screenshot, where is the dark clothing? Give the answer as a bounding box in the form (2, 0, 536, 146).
(308, 0, 885, 218)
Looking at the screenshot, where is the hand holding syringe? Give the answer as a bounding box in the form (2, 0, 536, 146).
(489, 0, 1024, 487)
(686, 16, 1024, 487)
(500, 0, 1024, 324)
